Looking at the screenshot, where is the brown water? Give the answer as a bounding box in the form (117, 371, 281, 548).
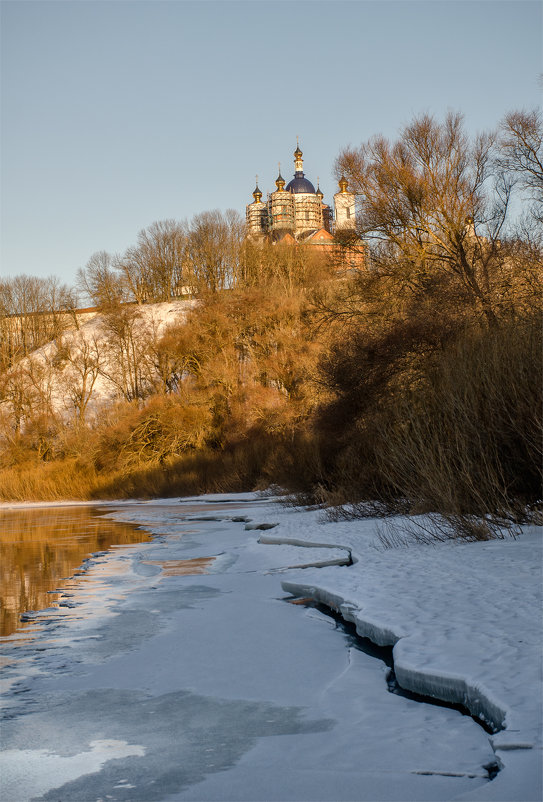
(0, 506, 152, 637)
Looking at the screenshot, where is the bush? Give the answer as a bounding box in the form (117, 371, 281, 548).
(377, 316, 542, 525)
(93, 395, 213, 474)
(315, 313, 542, 537)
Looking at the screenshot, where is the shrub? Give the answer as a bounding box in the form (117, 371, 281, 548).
(315, 313, 542, 537)
(93, 395, 213, 474)
(376, 316, 542, 527)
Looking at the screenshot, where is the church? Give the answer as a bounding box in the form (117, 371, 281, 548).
(246, 144, 364, 266)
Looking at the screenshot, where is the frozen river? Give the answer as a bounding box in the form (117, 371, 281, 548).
(1, 497, 502, 801)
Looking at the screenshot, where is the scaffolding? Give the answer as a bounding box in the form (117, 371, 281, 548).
(265, 190, 325, 239)
(267, 190, 295, 233)
(292, 193, 323, 235)
(246, 201, 269, 236)
(247, 182, 331, 241)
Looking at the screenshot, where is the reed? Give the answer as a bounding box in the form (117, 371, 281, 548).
(317, 314, 542, 538)
(0, 458, 99, 502)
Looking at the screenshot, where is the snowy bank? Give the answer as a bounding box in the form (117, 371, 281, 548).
(233, 497, 542, 797)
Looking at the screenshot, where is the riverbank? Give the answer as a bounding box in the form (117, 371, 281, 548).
(233, 496, 543, 801)
(1, 494, 541, 801)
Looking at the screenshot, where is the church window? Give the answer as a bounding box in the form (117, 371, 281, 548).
(346, 207, 351, 219)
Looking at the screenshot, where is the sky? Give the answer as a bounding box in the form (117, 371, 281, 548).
(1, 0, 541, 288)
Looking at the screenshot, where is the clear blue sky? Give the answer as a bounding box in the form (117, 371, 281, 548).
(1, 0, 541, 286)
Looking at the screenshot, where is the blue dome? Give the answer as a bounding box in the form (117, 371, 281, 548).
(285, 174, 316, 194)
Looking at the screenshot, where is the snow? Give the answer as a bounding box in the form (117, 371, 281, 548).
(10, 300, 195, 418)
(1, 494, 541, 801)
(244, 499, 543, 798)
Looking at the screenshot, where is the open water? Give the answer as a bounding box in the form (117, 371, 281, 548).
(0, 505, 151, 637)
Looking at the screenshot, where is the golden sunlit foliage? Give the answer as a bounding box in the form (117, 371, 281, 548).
(1, 110, 541, 541)
(310, 110, 543, 536)
(0, 248, 334, 500)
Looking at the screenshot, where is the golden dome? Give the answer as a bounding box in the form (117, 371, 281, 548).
(252, 179, 262, 202)
(275, 172, 286, 191)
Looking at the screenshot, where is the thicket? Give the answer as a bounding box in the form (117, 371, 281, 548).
(313, 284, 541, 537)
(0, 109, 541, 541)
(0, 243, 333, 500)
(308, 109, 543, 537)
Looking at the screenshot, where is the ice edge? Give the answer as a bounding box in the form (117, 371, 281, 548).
(280, 578, 511, 745)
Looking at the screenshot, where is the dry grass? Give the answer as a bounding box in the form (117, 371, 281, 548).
(318, 314, 542, 540)
(0, 458, 99, 502)
(377, 317, 542, 529)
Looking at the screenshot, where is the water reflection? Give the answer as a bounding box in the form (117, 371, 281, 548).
(0, 506, 151, 637)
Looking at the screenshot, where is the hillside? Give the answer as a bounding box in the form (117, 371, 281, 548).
(6, 300, 196, 422)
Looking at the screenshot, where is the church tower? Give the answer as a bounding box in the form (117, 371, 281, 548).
(246, 144, 329, 240)
(284, 145, 323, 237)
(246, 145, 361, 266)
(334, 176, 356, 231)
(246, 179, 269, 237)
(269, 167, 295, 234)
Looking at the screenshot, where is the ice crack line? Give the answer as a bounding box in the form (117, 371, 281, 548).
(281, 581, 506, 741)
(319, 645, 354, 700)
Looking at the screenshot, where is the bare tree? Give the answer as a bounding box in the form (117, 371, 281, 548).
(0, 274, 77, 371)
(116, 220, 188, 303)
(335, 112, 515, 325)
(498, 109, 543, 222)
(186, 209, 244, 293)
(97, 305, 158, 402)
(0, 279, 18, 371)
(0, 364, 35, 434)
(57, 333, 102, 425)
(76, 251, 126, 309)
(24, 351, 59, 422)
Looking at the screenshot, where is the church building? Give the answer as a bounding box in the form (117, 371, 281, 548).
(246, 144, 364, 267)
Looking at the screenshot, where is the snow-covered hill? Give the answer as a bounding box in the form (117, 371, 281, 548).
(8, 300, 196, 421)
